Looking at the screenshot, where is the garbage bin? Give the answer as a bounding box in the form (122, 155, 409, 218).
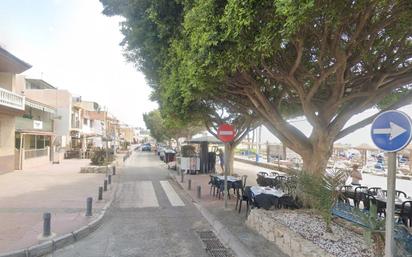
(164, 150, 176, 163)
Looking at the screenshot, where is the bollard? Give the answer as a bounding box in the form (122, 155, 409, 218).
(188, 179, 192, 190)
(181, 172, 184, 183)
(112, 166, 116, 175)
(104, 179, 108, 191)
(86, 197, 93, 216)
(197, 185, 201, 199)
(43, 212, 51, 237)
(108, 175, 112, 185)
(98, 186, 103, 200)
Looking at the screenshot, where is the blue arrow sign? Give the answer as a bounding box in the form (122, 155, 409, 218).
(371, 110, 412, 152)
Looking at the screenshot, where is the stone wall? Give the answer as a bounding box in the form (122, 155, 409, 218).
(246, 209, 334, 257)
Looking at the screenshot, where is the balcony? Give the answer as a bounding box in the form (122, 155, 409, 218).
(0, 87, 25, 111)
(16, 117, 53, 132)
(71, 119, 81, 129)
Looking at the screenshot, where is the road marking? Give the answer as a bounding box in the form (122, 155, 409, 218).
(160, 181, 185, 207)
(119, 181, 159, 208)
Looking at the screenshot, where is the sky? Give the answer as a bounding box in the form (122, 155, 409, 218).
(1, 0, 411, 146)
(0, 0, 158, 128)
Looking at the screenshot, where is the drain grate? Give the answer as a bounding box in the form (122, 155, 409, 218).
(203, 238, 225, 250)
(208, 249, 233, 257)
(197, 231, 233, 257)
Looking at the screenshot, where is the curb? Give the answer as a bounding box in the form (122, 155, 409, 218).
(0, 185, 116, 257)
(168, 171, 255, 257)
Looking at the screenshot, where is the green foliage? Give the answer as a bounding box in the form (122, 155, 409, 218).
(143, 110, 168, 143)
(91, 149, 112, 166)
(143, 109, 204, 143)
(102, 0, 412, 175)
(297, 170, 346, 232)
(181, 145, 196, 157)
(354, 204, 385, 256)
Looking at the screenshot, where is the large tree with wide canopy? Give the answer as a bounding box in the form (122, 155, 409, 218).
(102, 0, 412, 175)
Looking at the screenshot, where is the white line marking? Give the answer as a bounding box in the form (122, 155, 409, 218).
(219, 131, 233, 136)
(160, 181, 185, 207)
(119, 181, 159, 208)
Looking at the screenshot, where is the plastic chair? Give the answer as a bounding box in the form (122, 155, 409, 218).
(363, 193, 386, 217)
(399, 201, 412, 227)
(354, 186, 368, 208)
(270, 171, 279, 177)
(368, 187, 382, 196)
(235, 175, 248, 211)
(396, 191, 407, 198)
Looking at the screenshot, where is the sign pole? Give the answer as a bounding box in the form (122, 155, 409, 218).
(385, 152, 396, 257)
(216, 123, 236, 210)
(224, 143, 228, 209)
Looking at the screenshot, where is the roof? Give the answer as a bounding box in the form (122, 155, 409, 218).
(185, 135, 223, 144)
(355, 143, 377, 150)
(0, 47, 32, 73)
(25, 79, 56, 89)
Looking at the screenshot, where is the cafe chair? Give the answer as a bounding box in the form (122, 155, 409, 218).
(363, 193, 386, 217)
(340, 185, 354, 204)
(238, 186, 254, 217)
(398, 201, 412, 227)
(208, 175, 218, 196)
(235, 175, 248, 210)
(396, 191, 407, 198)
(257, 173, 270, 187)
(354, 186, 369, 208)
(270, 171, 279, 177)
(368, 187, 382, 196)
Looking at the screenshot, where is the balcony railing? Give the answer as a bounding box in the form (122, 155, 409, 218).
(0, 87, 25, 111)
(71, 119, 81, 129)
(16, 117, 53, 132)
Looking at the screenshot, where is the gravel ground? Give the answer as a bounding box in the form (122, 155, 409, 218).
(271, 210, 373, 257)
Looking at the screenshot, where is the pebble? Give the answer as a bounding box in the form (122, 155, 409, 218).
(269, 210, 373, 257)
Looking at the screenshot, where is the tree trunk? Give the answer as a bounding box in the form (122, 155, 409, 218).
(224, 143, 235, 176)
(301, 139, 333, 175)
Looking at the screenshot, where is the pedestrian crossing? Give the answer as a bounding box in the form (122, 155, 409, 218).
(118, 180, 185, 208)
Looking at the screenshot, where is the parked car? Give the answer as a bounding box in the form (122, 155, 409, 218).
(141, 143, 151, 151)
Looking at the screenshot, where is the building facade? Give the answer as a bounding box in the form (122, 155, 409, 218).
(0, 47, 31, 173)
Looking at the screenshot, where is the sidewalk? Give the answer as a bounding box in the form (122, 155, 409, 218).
(0, 158, 117, 253)
(169, 163, 288, 257)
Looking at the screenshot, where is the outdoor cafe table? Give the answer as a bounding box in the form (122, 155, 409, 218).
(375, 195, 412, 209)
(214, 175, 241, 183)
(250, 186, 285, 210)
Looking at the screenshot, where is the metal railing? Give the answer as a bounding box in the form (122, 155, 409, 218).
(0, 87, 25, 110)
(71, 119, 81, 129)
(24, 148, 49, 160)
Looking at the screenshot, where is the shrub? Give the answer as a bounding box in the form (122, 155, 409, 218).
(296, 169, 346, 232)
(181, 145, 196, 157)
(91, 149, 113, 166)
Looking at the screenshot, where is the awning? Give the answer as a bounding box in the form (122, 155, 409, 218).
(17, 130, 55, 136)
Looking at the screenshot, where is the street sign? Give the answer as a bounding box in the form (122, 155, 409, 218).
(370, 110, 412, 257)
(217, 123, 236, 142)
(371, 110, 412, 152)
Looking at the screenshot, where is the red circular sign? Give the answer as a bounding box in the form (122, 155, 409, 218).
(217, 123, 236, 142)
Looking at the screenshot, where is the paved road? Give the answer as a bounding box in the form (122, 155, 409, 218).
(51, 152, 211, 257)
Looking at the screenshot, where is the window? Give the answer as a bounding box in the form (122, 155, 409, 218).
(36, 135, 45, 149)
(83, 118, 88, 125)
(15, 133, 21, 149)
